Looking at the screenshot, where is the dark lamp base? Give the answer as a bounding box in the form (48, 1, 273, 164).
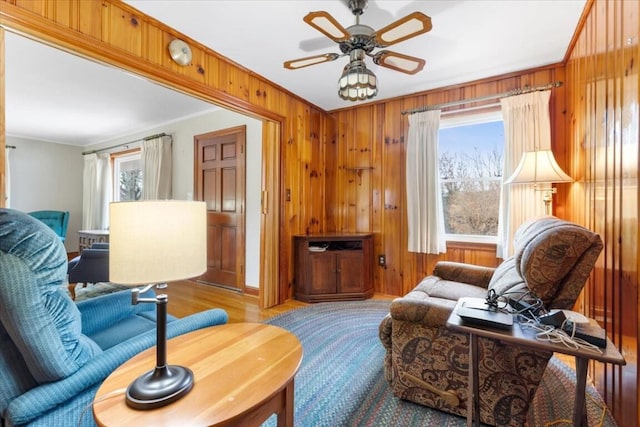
(126, 365, 194, 410)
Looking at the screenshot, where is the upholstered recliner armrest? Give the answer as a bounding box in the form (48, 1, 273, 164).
(5, 309, 228, 426)
(77, 289, 156, 337)
(389, 294, 457, 328)
(380, 288, 456, 355)
(379, 314, 393, 350)
(433, 261, 495, 288)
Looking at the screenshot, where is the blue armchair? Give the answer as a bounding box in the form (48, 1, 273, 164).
(0, 208, 228, 426)
(27, 210, 69, 242)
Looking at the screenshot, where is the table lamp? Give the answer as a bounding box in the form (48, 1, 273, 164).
(109, 200, 207, 410)
(504, 149, 573, 215)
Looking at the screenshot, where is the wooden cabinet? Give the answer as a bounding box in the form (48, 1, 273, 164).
(294, 234, 373, 302)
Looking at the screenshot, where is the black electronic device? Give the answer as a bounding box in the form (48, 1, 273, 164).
(457, 299, 514, 330)
(563, 320, 607, 348)
(507, 297, 543, 320)
(539, 310, 567, 328)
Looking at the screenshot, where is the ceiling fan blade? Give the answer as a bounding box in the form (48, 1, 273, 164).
(374, 12, 432, 47)
(303, 11, 351, 43)
(284, 53, 341, 70)
(372, 51, 425, 75)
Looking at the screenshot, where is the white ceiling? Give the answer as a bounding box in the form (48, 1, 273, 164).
(5, 0, 587, 147)
(4, 32, 218, 146)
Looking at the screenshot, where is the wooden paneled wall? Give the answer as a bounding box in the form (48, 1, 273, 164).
(328, 66, 566, 296)
(0, 0, 331, 305)
(565, 0, 639, 425)
(0, 0, 569, 301)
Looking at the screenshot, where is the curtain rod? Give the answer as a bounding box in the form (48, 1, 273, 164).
(401, 81, 563, 116)
(82, 133, 169, 156)
(440, 101, 501, 116)
(5, 145, 16, 149)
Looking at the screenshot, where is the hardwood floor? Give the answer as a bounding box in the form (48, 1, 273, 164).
(163, 279, 396, 322)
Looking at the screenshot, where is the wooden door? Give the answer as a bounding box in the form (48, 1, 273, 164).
(194, 126, 246, 291)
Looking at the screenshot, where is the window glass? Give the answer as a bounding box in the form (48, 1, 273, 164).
(112, 151, 142, 201)
(439, 112, 504, 242)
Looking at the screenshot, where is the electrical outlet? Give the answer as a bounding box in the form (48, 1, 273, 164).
(378, 254, 386, 266)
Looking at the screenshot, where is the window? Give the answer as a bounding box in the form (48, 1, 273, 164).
(439, 112, 504, 243)
(112, 151, 142, 202)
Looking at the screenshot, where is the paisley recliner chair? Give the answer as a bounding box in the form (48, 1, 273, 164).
(379, 216, 603, 426)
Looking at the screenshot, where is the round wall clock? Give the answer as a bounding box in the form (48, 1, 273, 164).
(168, 39, 192, 66)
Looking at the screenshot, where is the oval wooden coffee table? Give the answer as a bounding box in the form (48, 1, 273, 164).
(93, 323, 303, 426)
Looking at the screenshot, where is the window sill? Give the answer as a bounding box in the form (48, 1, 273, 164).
(446, 240, 497, 251)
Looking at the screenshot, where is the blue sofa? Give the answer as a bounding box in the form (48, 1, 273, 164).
(0, 209, 229, 426)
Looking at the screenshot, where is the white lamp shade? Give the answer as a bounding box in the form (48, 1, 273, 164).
(109, 200, 207, 285)
(504, 149, 573, 184)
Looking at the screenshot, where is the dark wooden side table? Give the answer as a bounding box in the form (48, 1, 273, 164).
(93, 323, 303, 426)
(446, 297, 626, 427)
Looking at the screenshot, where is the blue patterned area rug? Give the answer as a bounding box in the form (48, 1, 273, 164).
(263, 301, 617, 427)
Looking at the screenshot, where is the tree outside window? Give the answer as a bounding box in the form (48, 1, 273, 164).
(439, 116, 504, 241)
(112, 151, 143, 202)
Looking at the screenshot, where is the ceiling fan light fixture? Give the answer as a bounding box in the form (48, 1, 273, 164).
(338, 61, 378, 101)
(287, 2, 431, 103)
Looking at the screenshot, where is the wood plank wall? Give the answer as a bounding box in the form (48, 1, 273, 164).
(0, 0, 332, 305)
(0, 0, 567, 300)
(328, 66, 566, 296)
(565, 0, 639, 425)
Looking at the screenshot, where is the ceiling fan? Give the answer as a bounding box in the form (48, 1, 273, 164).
(283, 0, 432, 102)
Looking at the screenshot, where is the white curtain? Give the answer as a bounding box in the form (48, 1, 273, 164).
(497, 90, 552, 258)
(142, 135, 172, 200)
(406, 110, 447, 254)
(4, 147, 11, 208)
(82, 152, 112, 230)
